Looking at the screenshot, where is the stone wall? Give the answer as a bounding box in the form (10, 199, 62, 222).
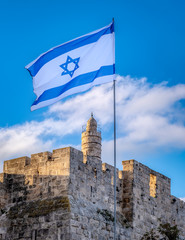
(68, 147, 132, 240)
(0, 148, 72, 240)
(121, 160, 185, 240)
(0, 147, 184, 240)
(0, 147, 132, 240)
(171, 196, 185, 238)
(121, 160, 135, 224)
(0, 174, 7, 209)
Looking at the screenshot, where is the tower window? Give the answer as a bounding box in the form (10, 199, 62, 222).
(149, 174, 156, 198)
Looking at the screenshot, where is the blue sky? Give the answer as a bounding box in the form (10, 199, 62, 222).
(0, 0, 185, 199)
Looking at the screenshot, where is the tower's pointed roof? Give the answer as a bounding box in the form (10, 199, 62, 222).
(86, 113, 97, 131)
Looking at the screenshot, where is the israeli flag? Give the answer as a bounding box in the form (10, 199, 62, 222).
(25, 22, 115, 111)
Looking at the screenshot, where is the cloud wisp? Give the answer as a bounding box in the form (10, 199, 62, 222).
(1, 75, 185, 170)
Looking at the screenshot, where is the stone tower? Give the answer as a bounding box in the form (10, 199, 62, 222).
(81, 113, 101, 160)
(0, 119, 185, 240)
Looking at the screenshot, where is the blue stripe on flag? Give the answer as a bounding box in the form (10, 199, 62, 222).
(27, 23, 114, 77)
(32, 64, 115, 107)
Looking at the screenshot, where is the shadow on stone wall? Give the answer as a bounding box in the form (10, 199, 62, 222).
(0, 173, 71, 240)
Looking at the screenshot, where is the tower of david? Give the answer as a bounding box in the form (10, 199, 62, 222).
(0, 115, 185, 240)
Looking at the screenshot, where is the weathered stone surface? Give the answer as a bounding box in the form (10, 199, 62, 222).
(82, 114, 102, 160)
(0, 116, 184, 240)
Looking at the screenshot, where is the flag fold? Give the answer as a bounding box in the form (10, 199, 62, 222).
(25, 22, 115, 111)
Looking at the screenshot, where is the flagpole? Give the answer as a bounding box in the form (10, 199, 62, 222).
(113, 79, 117, 240)
(112, 17, 117, 240)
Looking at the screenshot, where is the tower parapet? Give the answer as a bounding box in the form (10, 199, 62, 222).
(81, 113, 101, 160)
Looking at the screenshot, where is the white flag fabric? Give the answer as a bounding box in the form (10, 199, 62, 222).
(25, 22, 115, 111)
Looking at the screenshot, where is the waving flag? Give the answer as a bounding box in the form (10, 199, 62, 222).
(25, 22, 115, 111)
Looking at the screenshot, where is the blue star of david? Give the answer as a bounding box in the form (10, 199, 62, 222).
(60, 56, 80, 77)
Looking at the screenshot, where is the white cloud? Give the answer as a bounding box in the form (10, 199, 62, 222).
(1, 75, 185, 171)
(180, 198, 185, 202)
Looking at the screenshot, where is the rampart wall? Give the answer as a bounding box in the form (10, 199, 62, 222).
(122, 160, 185, 239)
(0, 147, 132, 240)
(0, 148, 72, 240)
(0, 147, 185, 240)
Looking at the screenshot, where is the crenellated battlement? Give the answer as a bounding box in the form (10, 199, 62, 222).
(2, 148, 71, 177)
(0, 115, 185, 240)
(1, 146, 126, 183)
